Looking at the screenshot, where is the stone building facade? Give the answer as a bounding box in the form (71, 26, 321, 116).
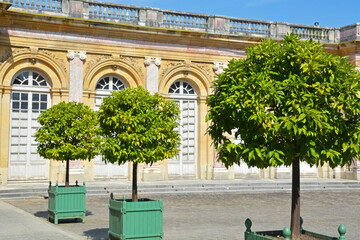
(0, 0, 360, 184)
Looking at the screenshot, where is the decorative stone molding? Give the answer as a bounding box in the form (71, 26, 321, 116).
(160, 60, 213, 90)
(144, 56, 161, 67)
(85, 55, 112, 74)
(0, 51, 12, 64)
(159, 61, 183, 80)
(119, 55, 145, 79)
(0, 48, 29, 64)
(194, 63, 214, 83)
(29, 58, 37, 65)
(67, 50, 86, 61)
(39, 50, 68, 75)
(12, 48, 29, 56)
(184, 59, 191, 70)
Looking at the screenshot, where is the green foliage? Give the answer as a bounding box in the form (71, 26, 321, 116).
(35, 101, 100, 162)
(98, 86, 181, 165)
(207, 34, 360, 169)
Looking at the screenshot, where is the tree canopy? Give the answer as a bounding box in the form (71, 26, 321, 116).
(207, 33, 360, 239)
(36, 101, 100, 162)
(98, 87, 181, 201)
(36, 101, 100, 186)
(207, 34, 360, 170)
(98, 86, 181, 165)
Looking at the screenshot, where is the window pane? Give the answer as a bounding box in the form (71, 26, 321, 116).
(40, 102, 47, 110)
(40, 95, 47, 101)
(21, 102, 28, 110)
(21, 93, 28, 100)
(32, 102, 39, 110)
(13, 79, 21, 85)
(12, 93, 20, 100)
(23, 72, 29, 79)
(33, 94, 39, 101)
(33, 72, 39, 84)
(12, 102, 19, 109)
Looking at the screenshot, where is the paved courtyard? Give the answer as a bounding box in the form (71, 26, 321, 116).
(5, 190, 360, 240)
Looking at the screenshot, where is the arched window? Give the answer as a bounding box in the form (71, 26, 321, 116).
(8, 70, 50, 181)
(13, 71, 48, 87)
(169, 81, 196, 95)
(95, 75, 126, 91)
(168, 80, 197, 177)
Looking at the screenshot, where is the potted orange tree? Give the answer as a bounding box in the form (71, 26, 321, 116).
(206, 34, 356, 240)
(98, 87, 180, 240)
(36, 101, 99, 224)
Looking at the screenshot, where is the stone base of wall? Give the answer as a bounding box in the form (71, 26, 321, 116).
(342, 169, 360, 180)
(260, 167, 277, 179)
(142, 165, 167, 181)
(212, 167, 234, 180)
(0, 168, 8, 185)
(300, 172, 318, 178)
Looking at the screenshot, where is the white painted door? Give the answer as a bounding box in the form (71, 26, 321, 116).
(9, 85, 50, 180)
(93, 75, 128, 179)
(168, 81, 197, 176)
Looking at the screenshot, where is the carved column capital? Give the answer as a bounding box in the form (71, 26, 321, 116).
(67, 50, 86, 61)
(213, 62, 228, 73)
(145, 56, 161, 67)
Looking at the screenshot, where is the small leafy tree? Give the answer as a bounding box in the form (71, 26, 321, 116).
(207, 34, 360, 239)
(35, 101, 100, 187)
(98, 87, 180, 202)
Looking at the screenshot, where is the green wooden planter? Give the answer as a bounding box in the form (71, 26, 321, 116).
(108, 194, 164, 240)
(47, 181, 86, 224)
(244, 218, 347, 240)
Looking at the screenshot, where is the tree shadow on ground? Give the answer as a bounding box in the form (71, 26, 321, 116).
(83, 228, 109, 240)
(34, 210, 93, 224)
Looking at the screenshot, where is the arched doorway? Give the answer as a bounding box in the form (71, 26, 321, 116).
(8, 70, 51, 181)
(168, 80, 197, 177)
(93, 75, 129, 179)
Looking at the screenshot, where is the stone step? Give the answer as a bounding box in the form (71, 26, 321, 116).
(1, 179, 359, 199)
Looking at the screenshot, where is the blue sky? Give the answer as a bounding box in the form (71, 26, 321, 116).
(107, 0, 359, 28)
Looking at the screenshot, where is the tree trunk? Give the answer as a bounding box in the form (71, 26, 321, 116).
(65, 159, 70, 187)
(132, 162, 138, 202)
(291, 156, 301, 239)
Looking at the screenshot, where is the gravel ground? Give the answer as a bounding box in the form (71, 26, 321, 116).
(5, 191, 360, 240)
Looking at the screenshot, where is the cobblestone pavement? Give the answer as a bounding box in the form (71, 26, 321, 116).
(5, 191, 360, 240)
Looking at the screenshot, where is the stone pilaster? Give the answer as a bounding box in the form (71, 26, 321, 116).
(212, 62, 234, 179)
(0, 87, 11, 185)
(144, 56, 161, 93)
(67, 50, 86, 184)
(143, 56, 166, 181)
(67, 50, 86, 102)
(67, 50, 86, 106)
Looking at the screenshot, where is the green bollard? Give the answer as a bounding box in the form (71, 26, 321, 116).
(283, 227, 291, 240)
(338, 224, 346, 240)
(245, 218, 252, 234)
